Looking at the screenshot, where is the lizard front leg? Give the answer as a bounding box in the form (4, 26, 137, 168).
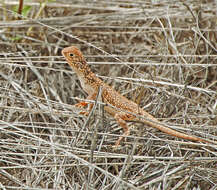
(75, 93, 97, 115)
(114, 112, 135, 146)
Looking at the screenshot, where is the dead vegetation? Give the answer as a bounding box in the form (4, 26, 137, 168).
(0, 0, 217, 189)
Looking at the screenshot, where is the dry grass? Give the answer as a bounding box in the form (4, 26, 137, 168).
(0, 0, 217, 189)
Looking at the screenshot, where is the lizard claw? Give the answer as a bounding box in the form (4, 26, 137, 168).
(79, 111, 89, 116)
(74, 102, 89, 115)
(74, 102, 88, 108)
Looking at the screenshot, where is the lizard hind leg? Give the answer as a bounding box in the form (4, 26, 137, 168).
(114, 112, 134, 146)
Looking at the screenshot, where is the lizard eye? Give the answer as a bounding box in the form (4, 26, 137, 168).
(69, 53, 74, 57)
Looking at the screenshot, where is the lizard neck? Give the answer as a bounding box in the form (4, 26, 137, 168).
(72, 62, 103, 93)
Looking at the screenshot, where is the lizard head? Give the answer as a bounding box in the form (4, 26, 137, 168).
(61, 46, 88, 71)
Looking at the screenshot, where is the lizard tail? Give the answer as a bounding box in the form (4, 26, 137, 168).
(141, 112, 217, 145)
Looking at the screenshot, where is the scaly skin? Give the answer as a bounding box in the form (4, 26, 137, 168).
(62, 46, 217, 146)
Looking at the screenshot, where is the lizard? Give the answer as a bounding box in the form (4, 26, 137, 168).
(62, 46, 217, 146)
